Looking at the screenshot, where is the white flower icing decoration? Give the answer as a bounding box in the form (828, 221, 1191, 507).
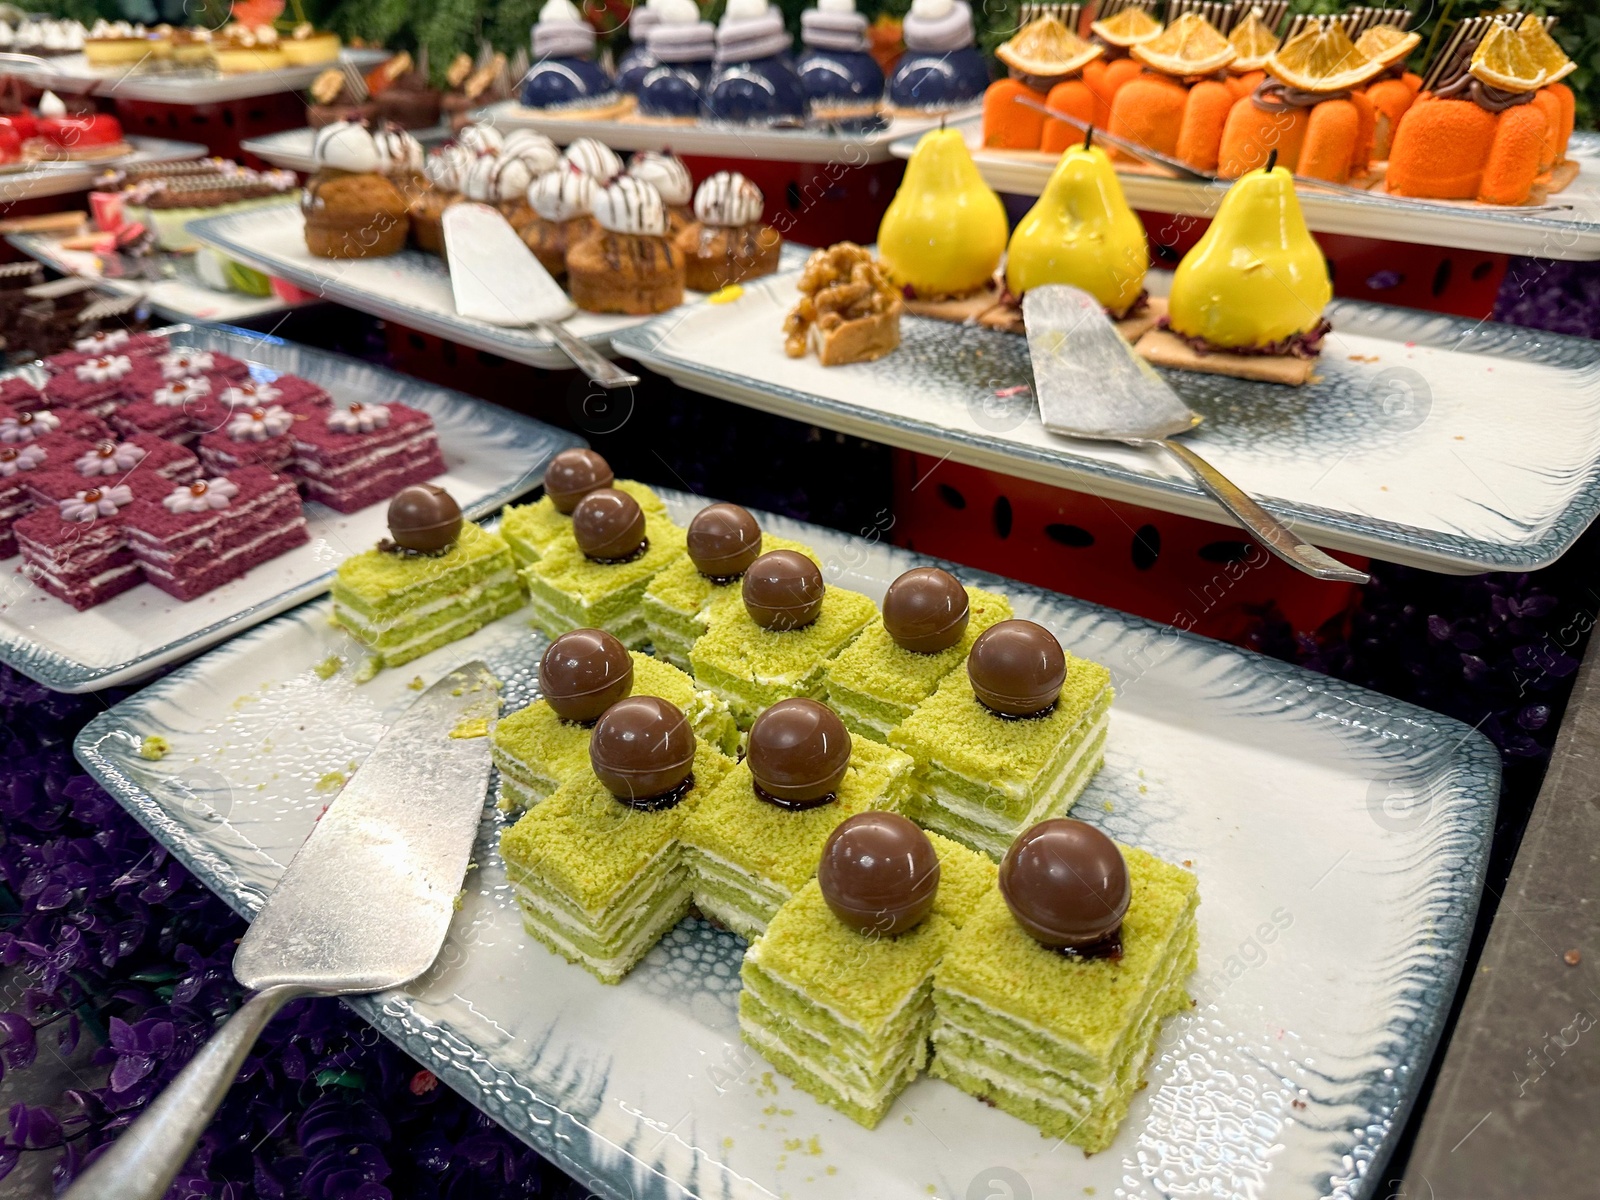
(73, 328, 130, 353)
(0, 444, 46, 476)
(152, 376, 211, 407)
(74, 354, 132, 383)
(59, 484, 134, 522)
(162, 477, 240, 514)
(227, 405, 294, 442)
(75, 441, 146, 476)
(221, 381, 280, 407)
(159, 350, 215, 380)
(0, 411, 61, 443)
(327, 403, 390, 433)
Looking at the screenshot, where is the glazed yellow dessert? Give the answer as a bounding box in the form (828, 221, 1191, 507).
(210, 24, 287, 72)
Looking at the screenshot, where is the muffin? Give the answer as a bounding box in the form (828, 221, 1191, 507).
(675, 170, 781, 292)
(411, 143, 471, 255)
(461, 152, 539, 224)
(568, 177, 686, 314)
(302, 122, 410, 259)
(560, 136, 624, 183)
(520, 165, 599, 277)
(626, 150, 694, 233)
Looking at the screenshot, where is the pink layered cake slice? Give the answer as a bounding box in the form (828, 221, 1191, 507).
(12, 474, 171, 609)
(0, 377, 45, 409)
(0, 437, 91, 558)
(42, 353, 139, 418)
(113, 375, 221, 442)
(293, 401, 445, 513)
(197, 403, 303, 475)
(130, 348, 250, 391)
(221, 374, 330, 410)
(45, 328, 168, 371)
(123, 468, 309, 601)
(23, 435, 199, 507)
(1, 406, 110, 446)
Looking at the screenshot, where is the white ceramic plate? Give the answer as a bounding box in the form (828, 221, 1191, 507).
(187, 204, 807, 371)
(0, 135, 206, 201)
(900, 118, 1600, 262)
(6, 48, 389, 105)
(242, 123, 454, 174)
(611, 268, 1600, 574)
(0, 326, 579, 692)
(76, 488, 1498, 1200)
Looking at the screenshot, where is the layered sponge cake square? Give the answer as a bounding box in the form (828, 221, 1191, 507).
(521, 511, 686, 648)
(642, 533, 818, 671)
(12, 473, 172, 609)
(680, 737, 915, 940)
(332, 521, 525, 669)
(929, 846, 1199, 1153)
(501, 479, 666, 568)
(293, 402, 446, 513)
(826, 585, 1013, 742)
(500, 741, 735, 984)
(891, 655, 1113, 860)
(491, 651, 739, 811)
(23, 435, 197, 505)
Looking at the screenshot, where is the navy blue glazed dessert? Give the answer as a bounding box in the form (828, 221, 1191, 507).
(885, 0, 989, 112)
(702, 0, 806, 125)
(519, 0, 626, 116)
(615, 0, 664, 94)
(638, 0, 717, 120)
(797, 0, 884, 126)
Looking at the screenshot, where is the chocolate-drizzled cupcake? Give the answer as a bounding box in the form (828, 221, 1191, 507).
(302, 122, 409, 259)
(568, 177, 686, 314)
(560, 136, 624, 184)
(462, 152, 540, 225)
(626, 150, 694, 232)
(675, 170, 781, 292)
(520, 165, 599, 277)
(411, 143, 471, 255)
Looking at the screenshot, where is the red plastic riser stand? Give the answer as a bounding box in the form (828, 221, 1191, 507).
(113, 92, 308, 166)
(1138, 210, 1508, 320)
(890, 452, 1363, 643)
(384, 323, 532, 401)
(680, 154, 904, 248)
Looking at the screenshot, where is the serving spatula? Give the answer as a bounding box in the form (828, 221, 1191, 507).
(1023, 285, 1368, 584)
(65, 661, 501, 1200)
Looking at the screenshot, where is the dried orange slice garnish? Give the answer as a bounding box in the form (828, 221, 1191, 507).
(997, 15, 1103, 78)
(1469, 15, 1575, 94)
(1353, 24, 1420, 69)
(1227, 8, 1280, 72)
(1267, 20, 1385, 92)
(1089, 6, 1162, 49)
(1131, 13, 1236, 77)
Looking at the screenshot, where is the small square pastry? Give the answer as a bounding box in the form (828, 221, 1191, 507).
(521, 486, 686, 648)
(301, 121, 411, 259)
(739, 814, 994, 1127)
(783, 242, 902, 367)
(42, 352, 138, 417)
(0, 405, 108, 446)
(681, 699, 914, 939)
(12, 473, 172, 609)
(0, 437, 90, 558)
(45, 327, 166, 370)
(567, 176, 686, 315)
(500, 697, 736, 983)
(518, 164, 600, 278)
(197, 403, 304, 475)
(23, 434, 198, 507)
(331, 486, 525, 671)
(111, 375, 222, 443)
(689, 548, 876, 727)
(890, 620, 1113, 860)
(291, 401, 445, 513)
(930, 820, 1200, 1154)
(500, 448, 665, 568)
(641, 500, 815, 671)
(131, 347, 250, 387)
(674, 170, 782, 293)
(491, 630, 740, 811)
(825, 567, 1012, 742)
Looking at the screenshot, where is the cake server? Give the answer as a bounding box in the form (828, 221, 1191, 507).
(442, 201, 640, 389)
(65, 661, 500, 1200)
(1023, 284, 1368, 584)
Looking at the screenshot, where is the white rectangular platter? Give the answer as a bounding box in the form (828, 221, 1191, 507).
(610, 268, 1600, 574)
(76, 488, 1499, 1200)
(0, 134, 205, 200)
(7, 48, 390, 105)
(0, 326, 580, 691)
(899, 118, 1600, 261)
(243, 123, 453, 174)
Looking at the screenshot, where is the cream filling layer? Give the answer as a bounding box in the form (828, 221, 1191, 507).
(518, 882, 690, 978)
(335, 567, 519, 634)
(745, 955, 928, 1044)
(354, 596, 517, 658)
(922, 711, 1109, 835)
(740, 1016, 926, 1110)
(136, 515, 305, 580)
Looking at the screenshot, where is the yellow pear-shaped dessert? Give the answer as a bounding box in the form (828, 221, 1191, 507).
(1005, 139, 1147, 317)
(1166, 156, 1330, 348)
(878, 127, 1008, 299)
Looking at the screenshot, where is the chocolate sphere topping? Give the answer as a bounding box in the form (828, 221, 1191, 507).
(687, 503, 762, 580)
(747, 698, 851, 809)
(968, 619, 1066, 717)
(589, 695, 695, 809)
(540, 629, 633, 723)
(883, 567, 970, 654)
(387, 484, 462, 553)
(1000, 819, 1129, 952)
(572, 488, 647, 562)
(544, 448, 615, 514)
(818, 812, 940, 936)
(742, 550, 825, 631)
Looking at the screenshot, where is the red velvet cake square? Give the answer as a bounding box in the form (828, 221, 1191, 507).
(0, 435, 90, 558)
(42, 353, 139, 417)
(122, 468, 309, 601)
(45, 329, 168, 371)
(197, 404, 305, 475)
(219, 374, 331, 411)
(0, 376, 45, 409)
(292, 402, 445, 513)
(0, 405, 109, 446)
(24, 434, 199, 506)
(112, 374, 222, 442)
(12, 473, 171, 610)
(131, 348, 250, 389)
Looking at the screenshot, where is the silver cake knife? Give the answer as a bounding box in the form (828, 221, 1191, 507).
(1023, 284, 1368, 584)
(65, 662, 501, 1200)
